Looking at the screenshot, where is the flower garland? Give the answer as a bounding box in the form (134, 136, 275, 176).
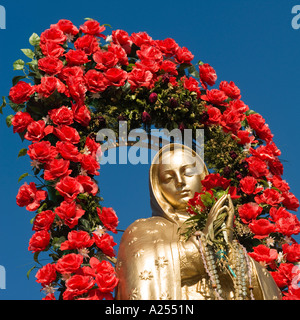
(2, 18, 300, 300)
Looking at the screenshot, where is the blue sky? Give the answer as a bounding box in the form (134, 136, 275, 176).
(0, 0, 299, 300)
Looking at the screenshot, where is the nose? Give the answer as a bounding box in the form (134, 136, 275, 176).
(175, 172, 186, 189)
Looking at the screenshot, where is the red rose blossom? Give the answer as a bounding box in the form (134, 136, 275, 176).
(80, 20, 106, 38)
(56, 253, 83, 274)
(63, 274, 95, 300)
(55, 201, 85, 228)
(74, 34, 99, 55)
(246, 156, 269, 179)
(104, 68, 128, 87)
(60, 230, 95, 251)
(76, 175, 99, 196)
(11, 111, 33, 133)
(219, 80, 241, 100)
(93, 50, 119, 71)
(28, 230, 50, 253)
(199, 63, 217, 90)
(33, 210, 56, 232)
(55, 176, 84, 202)
(248, 244, 278, 265)
(49, 106, 74, 126)
(54, 125, 80, 144)
(248, 218, 276, 239)
(35, 263, 57, 287)
(238, 202, 263, 224)
(80, 154, 100, 176)
(97, 207, 119, 233)
(16, 182, 47, 212)
(9, 81, 35, 104)
(201, 173, 231, 191)
(65, 49, 90, 66)
(255, 188, 284, 207)
(27, 141, 58, 163)
(56, 141, 81, 162)
(85, 69, 109, 93)
(38, 56, 64, 75)
(71, 102, 91, 127)
(44, 158, 72, 181)
(201, 89, 228, 106)
(93, 233, 116, 257)
(128, 67, 153, 91)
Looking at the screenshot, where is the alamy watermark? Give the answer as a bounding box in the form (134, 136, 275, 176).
(0, 5, 5, 29)
(0, 265, 5, 289)
(96, 122, 205, 171)
(292, 5, 300, 29)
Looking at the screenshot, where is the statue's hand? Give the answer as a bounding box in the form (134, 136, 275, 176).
(202, 194, 234, 244)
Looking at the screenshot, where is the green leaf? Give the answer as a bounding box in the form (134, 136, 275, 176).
(29, 33, 40, 46)
(52, 236, 66, 250)
(33, 252, 40, 264)
(13, 59, 25, 71)
(18, 172, 29, 183)
(6, 114, 13, 127)
(27, 266, 36, 280)
(21, 49, 35, 59)
(0, 96, 6, 114)
(18, 148, 28, 158)
(12, 75, 27, 86)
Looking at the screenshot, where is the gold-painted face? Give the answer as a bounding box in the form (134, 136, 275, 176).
(158, 148, 202, 210)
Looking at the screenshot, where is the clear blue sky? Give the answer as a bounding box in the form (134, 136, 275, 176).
(0, 0, 299, 300)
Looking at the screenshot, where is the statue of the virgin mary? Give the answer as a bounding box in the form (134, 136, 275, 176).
(115, 143, 281, 300)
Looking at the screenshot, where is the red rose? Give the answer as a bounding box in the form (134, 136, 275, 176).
(33, 210, 56, 231)
(235, 130, 255, 145)
(55, 200, 85, 228)
(9, 81, 35, 104)
(282, 191, 299, 211)
(51, 19, 79, 36)
(74, 34, 100, 55)
(40, 27, 67, 46)
(40, 41, 65, 58)
(199, 63, 217, 89)
(97, 207, 119, 233)
(156, 38, 179, 57)
(229, 99, 249, 113)
(182, 76, 200, 95)
(270, 207, 300, 236)
(76, 175, 99, 196)
(11, 111, 33, 133)
(54, 125, 81, 144)
(65, 49, 90, 66)
(93, 50, 118, 71)
(85, 69, 109, 93)
(107, 43, 128, 66)
(38, 56, 64, 75)
(59, 66, 84, 81)
(16, 182, 47, 212)
(24, 120, 47, 142)
(221, 107, 244, 134)
(36, 76, 66, 98)
(175, 46, 194, 65)
(219, 80, 241, 100)
(248, 244, 278, 265)
(55, 176, 84, 202)
(27, 141, 58, 163)
(112, 29, 132, 54)
(84, 137, 101, 158)
(35, 263, 57, 287)
(135, 58, 160, 73)
(63, 274, 95, 300)
(128, 67, 153, 91)
(93, 233, 116, 257)
(282, 243, 300, 263)
(49, 106, 74, 126)
(80, 20, 106, 37)
(201, 173, 231, 191)
(201, 89, 228, 106)
(64, 75, 86, 102)
(28, 230, 50, 253)
(56, 253, 83, 274)
(60, 230, 94, 251)
(160, 60, 178, 75)
(130, 31, 153, 47)
(271, 175, 290, 193)
(269, 158, 283, 176)
(80, 154, 100, 176)
(250, 143, 281, 162)
(206, 106, 222, 125)
(71, 102, 91, 127)
(246, 156, 269, 178)
(89, 258, 119, 293)
(44, 158, 72, 181)
(238, 202, 263, 224)
(56, 141, 81, 162)
(137, 44, 163, 62)
(270, 263, 296, 288)
(247, 113, 274, 143)
(239, 176, 259, 195)
(104, 68, 127, 87)
(248, 218, 276, 239)
(255, 188, 284, 207)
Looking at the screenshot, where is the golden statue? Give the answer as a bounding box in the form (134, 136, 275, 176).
(116, 143, 282, 300)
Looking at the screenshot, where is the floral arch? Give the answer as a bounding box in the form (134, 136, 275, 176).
(2, 18, 300, 300)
